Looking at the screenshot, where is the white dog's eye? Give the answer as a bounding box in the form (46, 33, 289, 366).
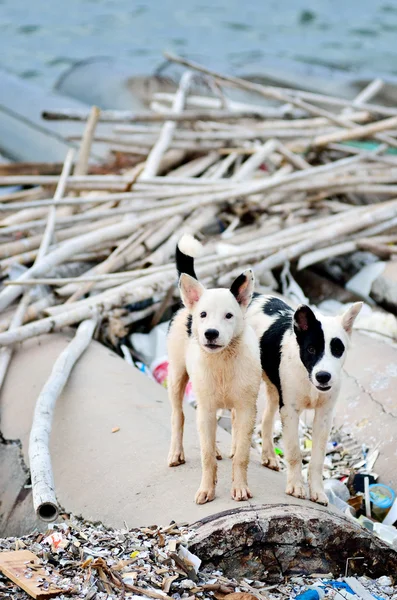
(225, 313, 233, 319)
(200, 311, 207, 318)
(307, 345, 316, 355)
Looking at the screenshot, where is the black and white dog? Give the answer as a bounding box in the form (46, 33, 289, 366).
(246, 295, 362, 505)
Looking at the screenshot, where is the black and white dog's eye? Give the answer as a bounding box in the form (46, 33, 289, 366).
(307, 345, 316, 355)
(200, 311, 207, 318)
(225, 313, 233, 319)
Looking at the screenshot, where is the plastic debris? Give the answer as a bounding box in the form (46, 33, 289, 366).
(295, 585, 325, 599)
(369, 484, 396, 521)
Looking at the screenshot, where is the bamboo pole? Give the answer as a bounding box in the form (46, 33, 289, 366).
(313, 115, 397, 148)
(163, 52, 397, 148)
(0, 201, 197, 312)
(0, 294, 31, 387)
(73, 107, 101, 177)
(139, 71, 193, 180)
(42, 107, 277, 122)
(35, 150, 75, 262)
(29, 317, 97, 521)
(0, 150, 75, 391)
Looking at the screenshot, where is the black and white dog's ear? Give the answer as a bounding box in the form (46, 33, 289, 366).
(293, 304, 317, 332)
(179, 273, 205, 310)
(230, 269, 255, 309)
(341, 301, 363, 335)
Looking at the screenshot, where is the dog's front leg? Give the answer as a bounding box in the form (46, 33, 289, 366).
(309, 404, 333, 505)
(281, 403, 305, 499)
(195, 405, 217, 504)
(231, 404, 256, 501)
(168, 367, 188, 467)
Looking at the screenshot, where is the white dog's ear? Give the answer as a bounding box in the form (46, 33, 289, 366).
(341, 301, 363, 335)
(230, 269, 255, 309)
(294, 304, 317, 332)
(179, 273, 205, 310)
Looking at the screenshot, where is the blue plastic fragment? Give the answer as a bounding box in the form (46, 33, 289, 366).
(327, 581, 355, 595)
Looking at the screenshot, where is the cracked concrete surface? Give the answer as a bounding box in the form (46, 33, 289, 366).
(334, 331, 397, 488)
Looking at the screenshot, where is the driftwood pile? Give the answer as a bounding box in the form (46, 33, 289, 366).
(2, 53, 397, 520)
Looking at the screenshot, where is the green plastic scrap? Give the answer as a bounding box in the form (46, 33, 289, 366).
(341, 140, 397, 155)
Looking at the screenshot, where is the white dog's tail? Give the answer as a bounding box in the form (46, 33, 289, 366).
(176, 234, 203, 280)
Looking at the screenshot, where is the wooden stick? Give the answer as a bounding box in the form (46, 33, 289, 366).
(0, 294, 31, 388)
(0, 186, 44, 204)
(42, 107, 284, 122)
(36, 150, 75, 262)
(0, 150, 75, 393)
(231, 139, 277, 182)
(73, 106, 101, 177)
(66, 216, 182, 302)
(256, 198, 397, 274)
(29, 317, 97, 521)
(139, 71, 193, 180)
(163, 52, 397, 148)
(313, 115, 397, 148)
(343, 79, 384, 114)
(153, 92, 299, 117)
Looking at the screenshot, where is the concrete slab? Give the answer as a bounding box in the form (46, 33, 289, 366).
(0, 333, 324, 533)
(0, 442, 39, 537)
(334, 331, 397, 489)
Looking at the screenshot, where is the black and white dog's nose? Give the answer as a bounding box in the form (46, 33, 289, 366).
(316, 371, 331, 384)
(205, 328, 219, 341)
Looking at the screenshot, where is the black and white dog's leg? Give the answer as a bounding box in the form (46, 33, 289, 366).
(281, 402, 305, 499)
(309, 403, 334, 505)
(261, 382, 280, 471)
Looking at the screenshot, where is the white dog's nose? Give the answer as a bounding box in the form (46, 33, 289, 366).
(205, 329, 219, 341)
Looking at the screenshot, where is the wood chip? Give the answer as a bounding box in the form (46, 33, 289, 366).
(0, 550, 64, 599)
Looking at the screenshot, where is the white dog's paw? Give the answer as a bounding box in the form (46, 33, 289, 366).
(231, 484, 252, 502)
(286, 481, 306, 499)
(310, 488, 329, 506)
(261, 451, 280, 471)
(216, 446, 223, 460)
(195, 486, 215, 505)
(168, 448, 185, 467)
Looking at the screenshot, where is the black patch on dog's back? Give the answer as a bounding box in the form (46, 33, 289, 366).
(259, 300, 293, 407)
(262, 296, 293, 318)
(330, 337, 345, 358)
(186, 314, 192, 337)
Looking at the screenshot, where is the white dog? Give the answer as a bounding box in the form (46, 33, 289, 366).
(167, 235, 261, 505)
(246, 295, 362, 505)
